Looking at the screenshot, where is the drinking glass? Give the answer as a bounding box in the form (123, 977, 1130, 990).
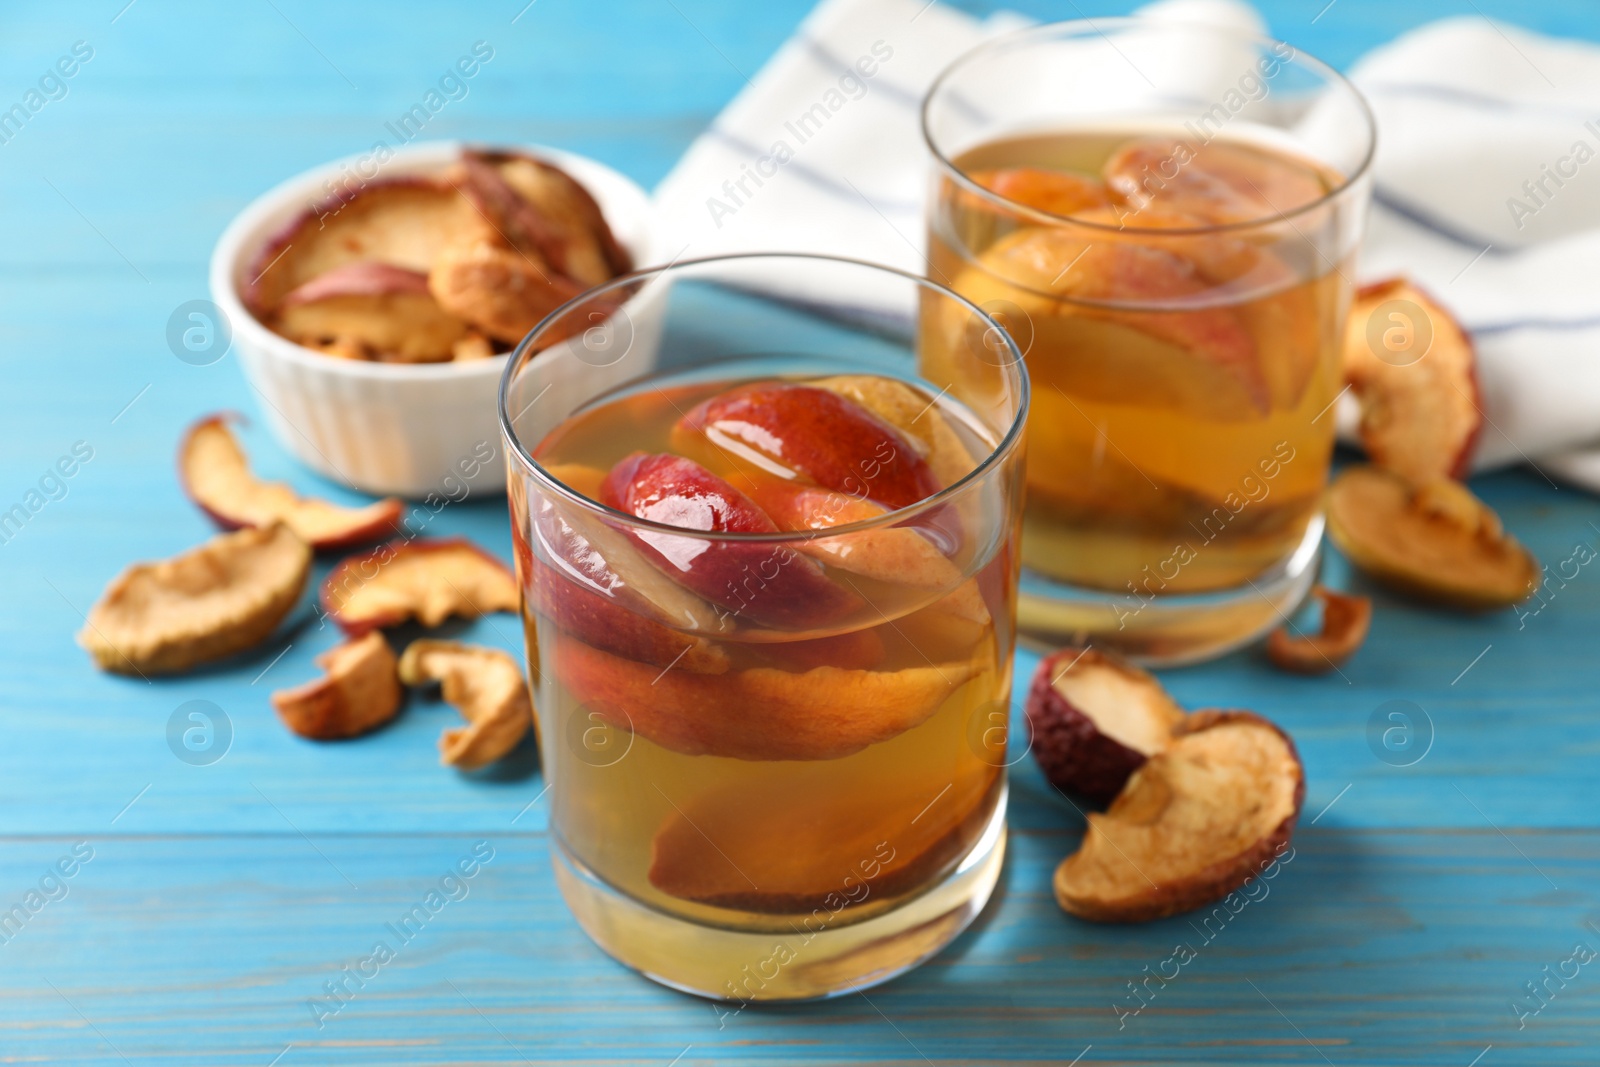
(500, 253, 1027, 1000)
(922, 19, 1374, 664)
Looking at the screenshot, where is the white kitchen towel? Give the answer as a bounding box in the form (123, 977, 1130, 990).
(651, 0, 1600, 489)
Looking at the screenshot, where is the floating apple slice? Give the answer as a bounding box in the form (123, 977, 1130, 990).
(1266, 585, 1371, 674)
(812, 375, 978, 489)
(243, 177, 492, 316)
(600, 452, 861, 630)
(554, 637, 976, 761)
(968, 229, 1267, 418)
(528, 488, 731, 675)
(1026, 648, 1187, 806)
(398, 639, 532, 768)
(1343, 277, 1483, 484)
(275, 262, 468, 363)
(1103, 137, 1329, 224)
(271, 631, 401, 740)
(180, 415, 403, 550)
(1055, 710, 1304, 922)
(79, 523, 310, 675)
(322, 538, 520, 635)
(677, 383, 943, 510)
(970, 167, 1114, 218)
(745, 628, 888, 672)
(650, 767, 997, 912)
(1326, 466, 1538, 609)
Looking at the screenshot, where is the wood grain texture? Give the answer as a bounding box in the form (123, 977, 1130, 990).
(1, 0, 1598, 1063)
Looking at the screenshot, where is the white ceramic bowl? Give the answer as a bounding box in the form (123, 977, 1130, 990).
(210, 141, 653, 499)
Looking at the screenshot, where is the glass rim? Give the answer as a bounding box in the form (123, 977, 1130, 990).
(497, 251, 1030, 544)
(919, 16, 1378, 237)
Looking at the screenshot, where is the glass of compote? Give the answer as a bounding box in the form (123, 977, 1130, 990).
(500, 253, 1028, 1000)
(922, 19, 1374, 664)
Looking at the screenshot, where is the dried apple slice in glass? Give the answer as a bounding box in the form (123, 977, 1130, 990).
(80, 522, 311, 675)
(1026, 648, 1187, 806)
(968, 166, 1114, 218)
(398, 639, 532, 768)
(1055, 710, 1304, 922)
(649, 766, 997, 912)
(322, 538, 520, 635)
(1103, 137, 1330, 224)
(180, 414, 402, 549)
(271, 631, 401, 740)
(553, 636, 977, 761)
(1343, 277, 1482, 484)
(811, 374, 979, 489)
(275, 262, 467, 362)
(1326, 465, 1538, 609)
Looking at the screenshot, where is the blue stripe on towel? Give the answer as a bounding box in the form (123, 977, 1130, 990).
(705, 127, 922, 216)
(1374, 186, 1510, 254)
(1363, 80, 1600, 125)
(799, 36, 926, 112)
(1472, 315, 1600, 337)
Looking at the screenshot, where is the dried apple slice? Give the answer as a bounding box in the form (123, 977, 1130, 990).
(1343, 277, 1482, 484)
(650, 767, 998, 912)
(322, 538, 519, 635)
(1326, 466, 1538, 609)
(528, 485, 731, 674)
(1054, 710, 1304, 922)
(80, 523, 310, 675)
(1026, 648, 1187, 806)
(243, 177, 492, 315)
(271, 631, 401, 740)
(398, 639, 532, 768)
(970, 167, 1114, 219)
(275, 262, 468, 363)
(1266, 585, 1371, 674)
(427, 241, 588, 345)
(1104, 137, 1329, 224)
(180, 415, 402, 550)
(812, 374, 978, 489)
(554, 637, 977, 761)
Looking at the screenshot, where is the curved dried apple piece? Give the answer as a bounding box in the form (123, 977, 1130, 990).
(1055, 710, 1304, 922)
(243, 177, 492, 315)
(650, 767, 997, 912)
(1344, 277, 1482, 484)
(79, 523, 311, 675)
(322, 538, 519, 635)
(1266, 586, 1371, 674)
(271, 631, 401, 740)
(427, 241, 587, 345)
(398, 639, 532, 768)
(180, 415, 402, 550)
(1026, 648, 1187, 806)
(554, 637, 977, 761)
(1327, 466, 1538, 609)
(276, 262, 467, 363)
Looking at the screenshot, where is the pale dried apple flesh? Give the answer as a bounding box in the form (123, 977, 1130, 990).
(398, 640, 531, 769)
(1327, 466, 1538, 609)
(271, 631, 401, 740)
(80, 523, 311, 675)
(322, 539, 520, 634)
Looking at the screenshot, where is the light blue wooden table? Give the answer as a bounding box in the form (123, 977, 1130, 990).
(3, 1, 1598, 1063)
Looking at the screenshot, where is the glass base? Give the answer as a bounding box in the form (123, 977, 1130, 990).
(1017, 517, 1323, 667)
(550, 787, 1008, 1003)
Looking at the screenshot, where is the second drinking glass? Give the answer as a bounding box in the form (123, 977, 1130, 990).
(923, 19, 1375, 664)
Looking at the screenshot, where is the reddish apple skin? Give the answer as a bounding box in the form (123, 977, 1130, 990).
(600, 452, 861, 630)
(679, 383, 943, 511)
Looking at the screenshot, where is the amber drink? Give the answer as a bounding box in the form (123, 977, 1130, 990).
(501, 255, 1028, 1000)
(922, 21, 1374, 663)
